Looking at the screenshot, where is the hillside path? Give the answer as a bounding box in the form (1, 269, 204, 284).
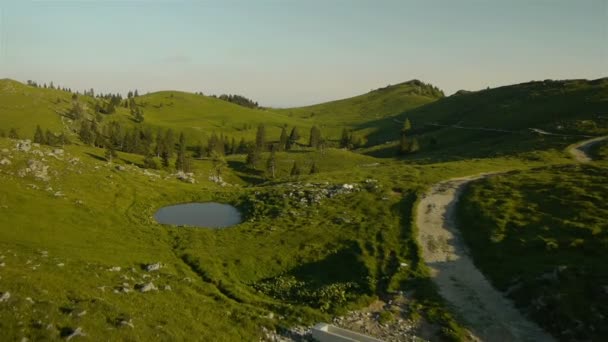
(567, 135, 608, 162)
(416, 175, 554, 342)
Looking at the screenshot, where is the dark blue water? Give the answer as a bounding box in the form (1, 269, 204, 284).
(154, 202, 242, 228)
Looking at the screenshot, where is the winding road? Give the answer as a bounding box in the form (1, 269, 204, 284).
(566, 135, 608, 163)
(415, 136, 606, 341)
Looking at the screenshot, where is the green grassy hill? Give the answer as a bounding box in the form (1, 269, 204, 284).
(0, 79, 73, 136)
(0, 79, 442, 146)
(456, 164, 608, 340)
(364, 78, 608, 158)
(272, 80, 442, 133)
(1, 75, 607, 341)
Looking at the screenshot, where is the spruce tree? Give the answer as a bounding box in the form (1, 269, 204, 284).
(279, 126, 288, 151)
(266, 148, 277, 179)
(143, 148, 158, 169)
(287, 127, 299, 150)
(8, 128, 18, 139)
(175, 132, 187, 171)
(246, 146, 260, 169)
(210, 151, 227, 179)
(33, 125, 44, 144)
(79, 121, 93, 145)
(237, 138, 247, 154)
(255, 124, 266, 152)
(309, 126, 322, 149)
(290, 161, 301, 176)
(340, 128, 351, 149)
(104, 143, 117, 163)
(309, 161, 319, 174)
(45, 129, 54, 146)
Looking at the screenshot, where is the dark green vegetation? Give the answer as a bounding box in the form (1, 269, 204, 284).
(0, 76, 607, 341)
(364, 78, 608, 159)
(457, 164, 608, 341)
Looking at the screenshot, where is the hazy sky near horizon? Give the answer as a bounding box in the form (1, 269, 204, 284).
(0, 0, 606, 107)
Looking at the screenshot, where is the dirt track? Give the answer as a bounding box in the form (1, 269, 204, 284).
(415, 175, 554, 342)
(567, 136, 608, 162)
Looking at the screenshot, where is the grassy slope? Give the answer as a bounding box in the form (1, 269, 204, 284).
(272, 80, 440, 137)
(456, 164, 608, 341)
(0, 133, 574, 341)
(364, 78, 608, 158)
(0, 79, 71, 135)
(0, 79, 440, 146)
(1, 76, 607, 340)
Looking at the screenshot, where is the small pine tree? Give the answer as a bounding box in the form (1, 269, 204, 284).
(288, 127, 300, 150)
(279, 126, 288, 151)
(340, 128, 351, 149)
(290, 161, 301, 177)
(266, 149, 277, 179)
(246, 147, 260, 169)
(161, 150, 170, 168)
(255, 124, 266, 152)
(33, 125, 44, 144)
(175, 132, 187, 171)
(309, 126, 322, 149)
(210, 151, 227, 179)
(8, 128, 19, 139)
(45, 129, 54, 146)
(104, 143, 117, 163)
(79, 121, 93, 145)
(309, 161, 319, 174)
(143, 150, 158, 169)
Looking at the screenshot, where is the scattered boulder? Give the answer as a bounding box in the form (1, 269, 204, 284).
(53, 149, 64, 156)
(108, 266, 121, 272)
(26, 159, 50, 181)
(176, 171, 196, 184)
(145, 263, 162, 272)
(0, 292, 10, 302)
(138, 282, 158, 293)
(115, 165, 126, 171)
(64, 327, 86, 340)
(0, 158, 11, 166)
(15, 140, 31, 152)
(120, 319, 134, 328)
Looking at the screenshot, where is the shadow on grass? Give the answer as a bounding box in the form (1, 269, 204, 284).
(228, 160, 265, 185)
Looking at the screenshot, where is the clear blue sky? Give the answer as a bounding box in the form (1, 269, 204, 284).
(0, 0, 606, 107)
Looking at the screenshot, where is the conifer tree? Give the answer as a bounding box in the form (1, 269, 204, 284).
(210, 151, 227, 179)
(104, 142, 117, 163)
(309, 161, 319, 174)
(290, 161, 301, 176)
(279, 126, 288, 151)
(255, 124, 266, 152)
(45, 129, 54, 146)
(266, 148, 277, 179)
(33, 125, 44, 144)
(309, 126, 322, 149)
(175, 132, 187, 171)
(246, 146, 260, 169)
(237, 138, 247, 154)
(143, 147, 158, 169)
(340, 128, 352, 149)
(287, 127, 300, 150)
(79, 121, 93, 145)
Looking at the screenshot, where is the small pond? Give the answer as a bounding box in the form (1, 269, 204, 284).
(154, 202, 242, 228)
